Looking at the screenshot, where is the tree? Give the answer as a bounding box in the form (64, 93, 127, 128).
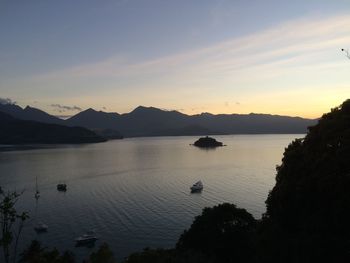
(19, 240, 75, 263)
(0, 188, 29, 263)
(262, 99, 350, 262)
(125, 248, 212, 263)
(176, 203, 257, 263)
(89, 243, 116, 263)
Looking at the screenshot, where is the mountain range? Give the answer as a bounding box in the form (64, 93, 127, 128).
(0, 111, 105, 144)
(0, 103, 317, 138)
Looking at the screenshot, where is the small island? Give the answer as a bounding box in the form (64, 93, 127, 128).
(193, 136, 224, 148)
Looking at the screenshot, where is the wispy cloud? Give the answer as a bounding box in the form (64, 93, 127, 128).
(50, 104, 82, 112)
(35, 14, 350, 82)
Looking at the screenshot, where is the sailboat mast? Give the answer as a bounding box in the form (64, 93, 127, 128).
(35, 175, 40, 199)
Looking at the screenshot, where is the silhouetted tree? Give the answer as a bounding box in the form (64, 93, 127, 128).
(262, 99, 350, 262)
(89, 243, 116, 263)
(177, 203, 257, 263)
(125, 247, 217, 263)
(19, 240, 75, 263)
(0, 188, 29, 263)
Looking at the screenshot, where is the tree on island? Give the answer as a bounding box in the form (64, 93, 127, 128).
(193, 136, 223, 148)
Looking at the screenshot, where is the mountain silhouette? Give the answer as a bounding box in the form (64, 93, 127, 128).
(66, 106, 316, 136)
(0, 103, 317, 137)
(0, 111, 105, 144)
(67, 108, 120, 129)
(0, 103, 64, 124)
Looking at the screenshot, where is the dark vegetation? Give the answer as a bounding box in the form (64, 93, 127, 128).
(261, 98, 350, 262)
(2, 99, 350, 262)
(193, 136, 223, 148)
(0, 112, 106, 144)
(18, 241, 116, 263)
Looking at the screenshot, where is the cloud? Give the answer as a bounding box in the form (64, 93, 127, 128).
(22, 13, 350, 118)
(0, 97, 16, 105)
(160, 108, 185, 112)
(50, 104, 82, 112)
(34, 14, 350, 83)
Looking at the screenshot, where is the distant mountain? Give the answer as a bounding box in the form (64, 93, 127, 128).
(66, 106, 316, 137)
(66, 108, 120, 129)
(0, 103, 64, 124)
(189, 112, 314, 134)
(0, 103, 318, 137)
(0, 111, 106, 144)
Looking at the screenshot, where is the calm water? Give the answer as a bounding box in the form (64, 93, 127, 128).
(0, 135, 302, 260)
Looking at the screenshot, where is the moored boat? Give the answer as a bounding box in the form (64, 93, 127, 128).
(34, 222, 48, 232)
(190, 180, 203, 192)
(57, 183, 67, 191)
(75, 231, 98, 245)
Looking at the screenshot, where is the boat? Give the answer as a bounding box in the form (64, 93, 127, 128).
(57, 183, 67, 191)
(75, 231, 98, 245)
(34, 222, 48, 232)
(35, 176, 40, 199)
(190, 180, 203, 192)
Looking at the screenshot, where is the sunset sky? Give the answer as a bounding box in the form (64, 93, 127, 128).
(0, 0, 349, 118)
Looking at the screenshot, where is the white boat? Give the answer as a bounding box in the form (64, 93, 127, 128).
(190, 180, 203, 192)
(34, 222, 48, 232)
(75, 231, 98, 245)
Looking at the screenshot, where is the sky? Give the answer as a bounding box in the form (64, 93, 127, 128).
(0, 0, 350, 118)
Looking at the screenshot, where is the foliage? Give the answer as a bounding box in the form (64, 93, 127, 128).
(0, 188, 29, 263)
(88, 243, 116, 263)
(177, 203, 257, 263)
(263, 99, 350, 262)
(124, 248, 213, 263)
(19, 240, 75, 263)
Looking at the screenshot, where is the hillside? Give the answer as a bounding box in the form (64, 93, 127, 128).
(0, 103, 317, 137)
(0, 111, 106, 144)
(66, 106, 316, 136)
(0, 103, 64, 124)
